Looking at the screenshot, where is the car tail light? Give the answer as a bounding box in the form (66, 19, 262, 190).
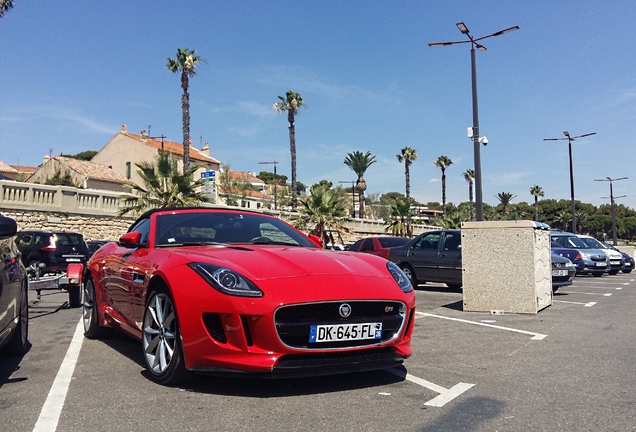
(41, 236, 56, 252)
(575, 253, 582, 260)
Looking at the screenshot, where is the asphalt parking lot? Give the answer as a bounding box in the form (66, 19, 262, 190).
(2, 272, 636, 431)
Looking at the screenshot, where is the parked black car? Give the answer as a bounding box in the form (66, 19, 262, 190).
(15, 230, 89, 275)
(0, 215, 29, 355)
(387, 229, 462, 289)
(87, 240, 110, 258)
(550, 252, 577, 292)
(603, 243, 634, 274)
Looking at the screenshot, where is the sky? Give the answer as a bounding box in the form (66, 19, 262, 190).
(1, 1, 636, 210)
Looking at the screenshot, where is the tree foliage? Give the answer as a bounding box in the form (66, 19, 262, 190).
(118, 151, 210, 216)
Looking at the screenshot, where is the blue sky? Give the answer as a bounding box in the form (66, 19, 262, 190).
(1, 1, 635, 209)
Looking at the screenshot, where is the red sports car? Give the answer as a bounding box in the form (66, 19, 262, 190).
(82, 207, 416, 384)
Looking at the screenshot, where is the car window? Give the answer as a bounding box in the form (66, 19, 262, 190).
(56, 234, 86, 247)
(442, 233, 461, 251)
(379, 237, 409, 248)
(413, 233, 441, 250)
(349, 239, 364, 252)
(360, 239, 373, 252)
(17, 234, 32, 247)
(33, 233, 49, 246)
(581, 237, 604, 249)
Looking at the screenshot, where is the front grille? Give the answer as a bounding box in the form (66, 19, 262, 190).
(275, 301, 405, 349)
(590, 256, 606, 262)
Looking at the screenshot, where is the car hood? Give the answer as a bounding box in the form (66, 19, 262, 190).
(164, 245, 390, 281)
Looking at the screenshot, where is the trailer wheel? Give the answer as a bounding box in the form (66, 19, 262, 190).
(68, 286, 81, 308)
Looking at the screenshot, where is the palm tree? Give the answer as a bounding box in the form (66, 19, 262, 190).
(436, 209, 468, 229)
(433, 156, 454, 215)
(495, 192, 517, 215)
(0, 0, 15, 17)
(167, 48, 202, 172)
(293, 185, 353, 247)
(343, 151, 376, 219)
(397, 147, 418, 203)
(529, 185, 544, 221)
(555, 210, 571, 231)
(463, 169, 475, 221)
(119, 151, 211, 216)
(384, 197, 413, 237)
(274, 90, 305, 210)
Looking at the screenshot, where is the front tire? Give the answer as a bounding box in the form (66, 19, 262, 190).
(83, 278, 106, 339)
(6, 281, 29, 355)
(593, 272, 603, 277)
(142, 287, 189, 385)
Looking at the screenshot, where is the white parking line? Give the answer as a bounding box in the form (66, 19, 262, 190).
(33, 318, 84, 432)
(388, 368, 475, 407)
(559, 291, 612, 296)
(416, 312, 547, 340)
(553, 300, 597, 307)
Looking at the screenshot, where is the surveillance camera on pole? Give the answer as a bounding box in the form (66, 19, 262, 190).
(479, 136, 488, 146)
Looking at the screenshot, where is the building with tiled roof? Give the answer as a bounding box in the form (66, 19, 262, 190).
(0, 160, 19, 180)
(26, 156, 132, 192)
(91, 125, 221, 201)
(9, 165, 38, 180)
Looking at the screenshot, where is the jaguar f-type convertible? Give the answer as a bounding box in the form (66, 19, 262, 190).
(82, 207, 416, 384)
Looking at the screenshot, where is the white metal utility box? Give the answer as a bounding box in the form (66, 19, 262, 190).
(461, 220, 552, 314)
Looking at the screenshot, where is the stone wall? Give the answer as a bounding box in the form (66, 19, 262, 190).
(2, 210, 134, 241)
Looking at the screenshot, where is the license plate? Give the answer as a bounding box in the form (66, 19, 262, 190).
(552, 270, 568, 277)
(65, 258, 81, 262)
(625, 263, 632, 267)
(610, 260, 621, 265)
(309, 322, 382, 342)
(596, 262, 607, 267)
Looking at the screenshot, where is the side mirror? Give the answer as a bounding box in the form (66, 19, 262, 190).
(0, 215, 18, 240)
(119, 231, 142, 247)
(308, 234, 323, 247)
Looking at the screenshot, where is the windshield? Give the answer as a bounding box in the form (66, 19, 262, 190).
(154, 211, 318, 248)
(580, 237, 605, 249)
(552, 235, 591, 249)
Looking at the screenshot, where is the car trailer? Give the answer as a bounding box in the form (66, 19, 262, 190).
(27, 263, 84, 308)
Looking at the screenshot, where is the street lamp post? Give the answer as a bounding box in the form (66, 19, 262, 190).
(339, 180, 356, 218)
(594, 176, 628, 245)
(429, 22, 519, 221)
(544, 131, 596, 234)
(258, 161, 278, 209)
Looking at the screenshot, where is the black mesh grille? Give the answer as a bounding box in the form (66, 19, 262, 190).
(202, 313, 227, 343)
(275, 301, 405, 349)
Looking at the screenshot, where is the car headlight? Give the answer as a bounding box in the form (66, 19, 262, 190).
(387, 261, 413, 293)
(187, 263, 263, 297)
(565, 261, 576, 268)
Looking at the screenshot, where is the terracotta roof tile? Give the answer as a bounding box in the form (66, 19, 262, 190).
(126, 133, 221, 165)
(0, 160, 19, 174)
(53, 156, 132, 184)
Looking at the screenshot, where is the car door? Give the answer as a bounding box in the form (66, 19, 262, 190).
(407, 232, 442, 282)
(438, 231, 462, 284)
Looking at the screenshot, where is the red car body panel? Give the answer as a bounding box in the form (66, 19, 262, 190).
(86, 208, 415, 376)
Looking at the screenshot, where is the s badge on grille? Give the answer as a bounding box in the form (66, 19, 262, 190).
(339, 303, 351, 318)
(385, 306, 394, 313)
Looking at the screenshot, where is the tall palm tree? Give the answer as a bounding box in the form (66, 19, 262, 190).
(343, 150, 376, 219)
(433, 156, 454, 215)
(119, 151, 211, 216)
(529, 185, 544, 221)
(293, 185, 353, 247)
(495, 192, 517, 215)
(274, 90, 305, 210)
(397, 147, 418, 204)
(167, 48, 202, 172)
(463, 169, 475, 221)
(0, 0, 15, 17)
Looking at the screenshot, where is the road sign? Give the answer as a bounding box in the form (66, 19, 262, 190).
(201, 171, 216, 179)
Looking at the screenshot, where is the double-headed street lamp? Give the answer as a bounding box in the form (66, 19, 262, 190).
(544, 131, 596, 233)
(339, 180, 356, 218)
(594, 176, 628, 245)
(429, 22, 519, 221)
(258, 161, 278, 209)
